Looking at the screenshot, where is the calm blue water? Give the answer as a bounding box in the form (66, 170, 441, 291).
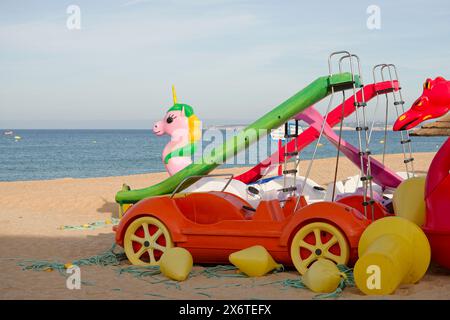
(0, 129, 446, 182)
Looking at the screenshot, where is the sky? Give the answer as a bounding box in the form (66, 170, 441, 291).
(1, 0, 450, 129)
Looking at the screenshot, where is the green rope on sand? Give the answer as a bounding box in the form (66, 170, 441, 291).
(193, 285, 221, 290)
(165, 281, 181, 290)
(339, 264, 355, 284)
(144, 293, 167, 298)
(223, 283, 242, 288)
(281, 278, 307, 289)
(282, 264, 354, 299)
(201, 265, 247, 278)
(117, 265, 161, 278)
(201, 264, 284, 278)
(116, 265, 182, 289)
(197, 292, 212, 298)
(58, 218, 120, 231)
(257, 280, 285, 287)
(18, 260, 67, 275)
(117, 263, 282, 287)
(17, 244, 127, 275)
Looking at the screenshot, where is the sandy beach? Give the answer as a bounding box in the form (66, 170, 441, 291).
(1, 152, 450, 300)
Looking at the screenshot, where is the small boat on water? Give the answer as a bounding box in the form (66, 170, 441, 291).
(14, 135, 22, 140)
(4, 130, 13, 135)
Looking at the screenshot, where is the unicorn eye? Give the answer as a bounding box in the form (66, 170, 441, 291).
(166, 114, 177, 124)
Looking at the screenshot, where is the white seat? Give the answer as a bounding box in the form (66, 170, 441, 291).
(183, 177, 261, 208)
(255, 175, 326, 203)
(184, 175, 328, 208)
(324, 181, 345, 201)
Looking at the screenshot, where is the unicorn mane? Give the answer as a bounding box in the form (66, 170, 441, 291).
(169, 85, 201, 143)
(188, 114, 201, 143)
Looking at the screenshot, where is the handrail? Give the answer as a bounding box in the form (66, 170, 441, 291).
(328, 51, 351, 75)
(372, 63, 387, 84)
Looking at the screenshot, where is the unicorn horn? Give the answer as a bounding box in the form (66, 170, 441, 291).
(172, 85, 178, 104)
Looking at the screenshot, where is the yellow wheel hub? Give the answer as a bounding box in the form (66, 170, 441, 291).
(124, 216, 173, 266)
(290, 222, 350, 275)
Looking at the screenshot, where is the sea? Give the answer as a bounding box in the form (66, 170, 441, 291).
(0, 129, 446, 182)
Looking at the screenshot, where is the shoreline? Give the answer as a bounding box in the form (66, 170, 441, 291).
(0, 152, 435, 185)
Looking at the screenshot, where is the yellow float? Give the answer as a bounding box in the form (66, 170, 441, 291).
(302, 258, 344, 293)
(159, 247, 193, 281)
(354, 216, 430, 295)
(229, 245, 282, 277)
(392, 176, 426, 226)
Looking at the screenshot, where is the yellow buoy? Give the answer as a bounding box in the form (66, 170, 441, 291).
(393, 177, 426, 226)
(229, 245, 282, 277)
(159, 247, 193, 281)
(64, 262, 74, 269)
(302, 259, 343, 293)
(354, 216, 430, 295)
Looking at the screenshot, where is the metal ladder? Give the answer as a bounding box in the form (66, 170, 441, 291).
(373, 64, 416, 178)
(279, 120, 301, 202)
(334, 52, 375, 219)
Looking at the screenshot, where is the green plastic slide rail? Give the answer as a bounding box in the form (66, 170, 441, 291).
(116, 73, 360, 204)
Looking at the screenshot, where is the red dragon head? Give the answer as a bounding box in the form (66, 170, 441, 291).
(393, 76, 450, 131)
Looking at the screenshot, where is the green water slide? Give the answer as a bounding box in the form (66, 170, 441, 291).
(116, 73, 360, 204)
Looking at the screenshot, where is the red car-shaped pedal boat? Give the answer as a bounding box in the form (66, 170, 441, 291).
(115, 177, 370, 274)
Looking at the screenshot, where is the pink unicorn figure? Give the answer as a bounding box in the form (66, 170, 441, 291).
(153, 86, 201, 176)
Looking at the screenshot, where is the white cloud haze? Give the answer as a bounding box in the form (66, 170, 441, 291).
(0, 0, 449, 128)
